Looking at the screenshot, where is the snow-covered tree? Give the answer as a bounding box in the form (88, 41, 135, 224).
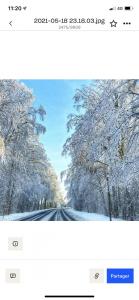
(63, 80, 139, 220)
(0, 80, 61, 215)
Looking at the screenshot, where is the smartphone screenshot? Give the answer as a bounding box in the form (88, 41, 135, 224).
(0, 0, 139, 299)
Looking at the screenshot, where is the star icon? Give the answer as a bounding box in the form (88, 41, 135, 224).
(110, 20, 117, 27)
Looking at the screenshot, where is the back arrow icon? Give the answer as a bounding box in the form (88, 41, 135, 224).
(9, 21, 12, 26)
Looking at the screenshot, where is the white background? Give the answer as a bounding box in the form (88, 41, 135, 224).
(0, 0, 138, 30)
(0, 0, 139, 299)
(0, 31, 138, 78)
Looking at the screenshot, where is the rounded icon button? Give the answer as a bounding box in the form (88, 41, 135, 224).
(8, 237, 23, 250)
(5, 269, 20, 283)
(89, 269, 105, 283)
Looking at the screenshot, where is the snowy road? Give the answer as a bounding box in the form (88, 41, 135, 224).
(18, 208, 78, 221)
(0, 208, 121, 221)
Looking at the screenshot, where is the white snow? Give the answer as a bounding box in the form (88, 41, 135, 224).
(66, 208, 122, 221)
(0, 209, 46, 221)
(0, 208, 121, 221)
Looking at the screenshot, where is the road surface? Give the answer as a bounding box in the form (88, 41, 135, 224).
(18, 208, 77, 221)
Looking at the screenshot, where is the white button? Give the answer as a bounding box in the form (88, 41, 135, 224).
(89, 269, 105, 283)
(8, 237, 23, 250)
(5, 269, 20, 283)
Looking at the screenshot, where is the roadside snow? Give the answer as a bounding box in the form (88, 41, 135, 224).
(66, 208, 121, 221)
(0, 209, 46, 221)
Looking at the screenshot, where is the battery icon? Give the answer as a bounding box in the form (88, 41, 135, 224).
(124, 6, 133, 10)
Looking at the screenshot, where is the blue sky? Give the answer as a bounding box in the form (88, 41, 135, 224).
(22, 80, 90, 179)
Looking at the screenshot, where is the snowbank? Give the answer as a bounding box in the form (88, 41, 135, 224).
(66, 208, 121, 221)
(0, 209, 45, 221)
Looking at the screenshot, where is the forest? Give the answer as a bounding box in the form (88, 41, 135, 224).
(63, 80, 139, 220)
(0, 80, 63, 216)
(0, 80, 139, 220)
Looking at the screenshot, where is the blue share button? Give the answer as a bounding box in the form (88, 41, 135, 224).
(107, 268, 134, 284)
